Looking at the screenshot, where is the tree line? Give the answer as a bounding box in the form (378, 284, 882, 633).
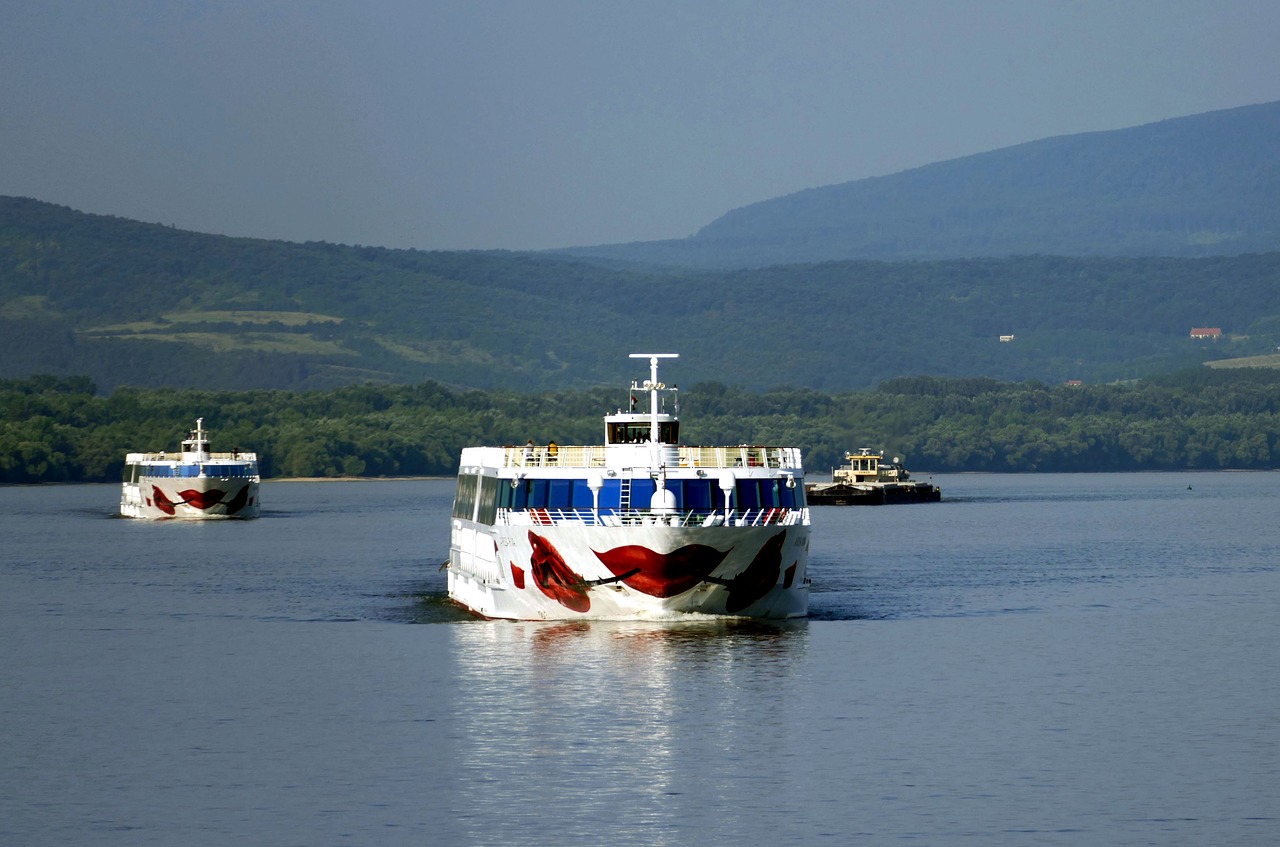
(3, 368, 1278, 484)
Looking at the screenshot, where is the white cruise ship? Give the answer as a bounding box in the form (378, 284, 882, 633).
(120, 418, 261, 519)
(447, 354, 811, 619)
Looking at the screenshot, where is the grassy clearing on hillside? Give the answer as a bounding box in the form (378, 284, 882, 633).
(83, 331, 353, 356)
(84, 310, 344, 333)
(1205, 353, 1280, 369)
(164, 310, 344, 326)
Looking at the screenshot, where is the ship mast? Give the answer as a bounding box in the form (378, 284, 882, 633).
(629, 353, 677, 444)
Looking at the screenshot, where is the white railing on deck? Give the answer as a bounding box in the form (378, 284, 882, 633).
(498, 507, 808, 528)
(129, 451, 257, 462)
(502, 445, 801, 469)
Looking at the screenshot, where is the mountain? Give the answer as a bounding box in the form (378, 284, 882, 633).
(558, 101, 1280, 269)
(3, 196, 1280, 393)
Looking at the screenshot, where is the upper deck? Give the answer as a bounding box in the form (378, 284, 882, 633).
(466, 443, 803, 473)
(125, 451, 258, 464)
(468, 353, 803, 475)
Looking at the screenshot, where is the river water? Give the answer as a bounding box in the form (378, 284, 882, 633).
(2, 473, 1277, 846)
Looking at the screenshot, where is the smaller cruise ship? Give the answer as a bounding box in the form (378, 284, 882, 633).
(120, 418, 261, 519)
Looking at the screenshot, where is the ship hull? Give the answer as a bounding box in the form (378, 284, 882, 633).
(449, 519, 810, 620)
(805, 481, 941, 506)
(121, 477, 261, 519)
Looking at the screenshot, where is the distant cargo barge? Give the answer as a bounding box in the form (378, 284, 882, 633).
(805, 449, 940, 506)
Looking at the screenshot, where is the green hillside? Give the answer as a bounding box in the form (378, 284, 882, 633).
(3, 196, 1280, 393)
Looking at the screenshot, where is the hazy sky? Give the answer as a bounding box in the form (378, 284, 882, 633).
(3, 1, 1278, 251)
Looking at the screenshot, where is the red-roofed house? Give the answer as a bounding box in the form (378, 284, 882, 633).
(1190, 327, 1222, 339)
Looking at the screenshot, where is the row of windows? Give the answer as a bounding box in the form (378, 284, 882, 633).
(124, 463, 259, 481)
(452, 474, 803, 524)
(606, 421, 679, 444)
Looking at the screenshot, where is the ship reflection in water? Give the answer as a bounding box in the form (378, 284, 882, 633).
(443, 619, 809, 844)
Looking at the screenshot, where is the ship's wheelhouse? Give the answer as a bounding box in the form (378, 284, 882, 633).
(605, 416, 679, 445)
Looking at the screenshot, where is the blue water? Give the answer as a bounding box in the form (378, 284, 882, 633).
(2, 474, 1277, 845)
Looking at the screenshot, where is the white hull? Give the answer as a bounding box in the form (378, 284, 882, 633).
(447, 354, 814, 620)
(449, 516, 810, 620)
(121, 476, 260, 520)
(120, 419, 261, 520)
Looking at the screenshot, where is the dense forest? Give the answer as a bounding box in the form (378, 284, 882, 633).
(4, 367, 1277, 485)
(4, 197, 1280, 395)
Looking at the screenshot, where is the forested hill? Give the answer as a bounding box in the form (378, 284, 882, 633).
(3, 196, 1280, 393)
(560, 100, 1280, 269)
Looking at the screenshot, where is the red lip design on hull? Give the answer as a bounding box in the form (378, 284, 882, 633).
(722, 530, 787, 613)
(528, 531, 591, 613)
(224, 484, 250, 514)
(152, 486, 177, 515)
(178, 489, 226, 510)
(150, 486, 230, 514)
(592, 543, 731, 598)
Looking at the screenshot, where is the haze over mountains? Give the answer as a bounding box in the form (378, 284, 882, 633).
(560, 101, 1280, 269)
(2, 101, 1279, 394)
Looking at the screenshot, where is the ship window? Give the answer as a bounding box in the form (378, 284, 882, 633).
(613, 424, 650, 443)
(452, 473, 479, 520)
(525, 478, 549, 508)
(675, 479, 714, 511)
(499, 480, 517, 510)
(501, 478, 667, 512)
(548, 479, 573, 509)
(736, 480, 762, 510)
(476, 476, 501, 525)
(569, 479, 593, 509)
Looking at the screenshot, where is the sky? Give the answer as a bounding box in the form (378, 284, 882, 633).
(3, 1, 1279, 252)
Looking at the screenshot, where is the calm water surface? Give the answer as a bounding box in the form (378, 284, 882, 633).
(2, 474, 1277, 846)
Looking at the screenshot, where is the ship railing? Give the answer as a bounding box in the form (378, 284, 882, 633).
(498, 507, 808, 528)
(499, 445, 802, 470)
(129, 451, 256, 462)
(677, 446, 802, 469)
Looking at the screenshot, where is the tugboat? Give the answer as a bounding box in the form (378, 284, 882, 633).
(446, 354, 812, 620)
(805, 448, 940, 505)
(120, 418, 261, 519)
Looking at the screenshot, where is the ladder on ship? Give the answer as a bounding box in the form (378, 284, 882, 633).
(619, 477, 631, 512)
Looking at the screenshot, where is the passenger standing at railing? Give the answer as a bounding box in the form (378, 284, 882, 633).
(547, 441, 558, 465)
(524, 439, 535, 465)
